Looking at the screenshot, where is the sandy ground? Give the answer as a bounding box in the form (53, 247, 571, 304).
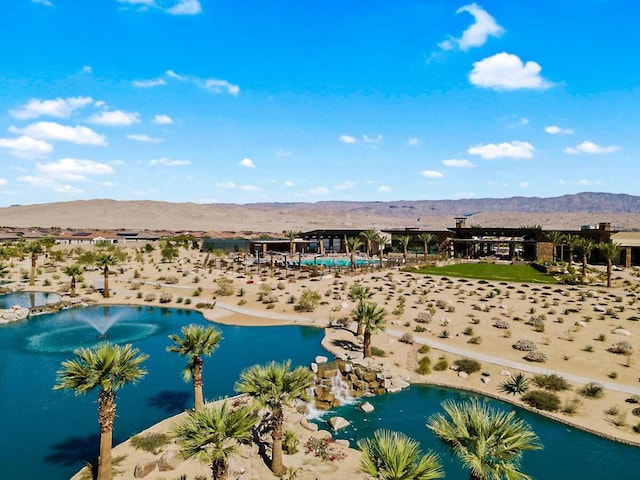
(3, 244, 640, 479)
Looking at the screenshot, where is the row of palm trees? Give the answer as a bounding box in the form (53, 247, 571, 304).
(55, 327, 541, 480)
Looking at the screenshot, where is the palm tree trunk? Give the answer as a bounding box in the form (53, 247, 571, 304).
(607, 261, 612, 288)
(29, 254, 36, 286)
(211, 458, 228, 480)
(357, 320, 364, 337)
(351, 251, 355, 273)
(193, 356, 204, 411)
(103, 266, 110, 298)
(98, 389, 115, 480)
(70, 276, 77, 298)
(582, 255, 587, 279)
(363, 331, 372, 358)
(271, 410, 285, 475)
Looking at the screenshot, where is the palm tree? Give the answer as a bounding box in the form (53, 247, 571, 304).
(283, 230, 300, 254)
(376, 234, 390, 270)
(361, 230, 378, 257)
(565, 234, 581, 267)
(598, 241, 622, 288)
(24, 240, 43, 286)
(417, 233, 435, 258)
(358, 429, 444, 480)
(577, 237, 596, 280)
(167, 324, 223, 411)
(235, 360, 313, 476)
(349, 285, 374, 335)
(427, 399, 541, 480)
(79, 246, 127, 298)
(353, 301, 387, 358)
(64, 264, 84, 298)
(398, 235, 411, 264)
(54, 343, 148, 480)
(171, 400, 259, 480)
(346, 236, 363, 273)
(546, 231, 565, 262)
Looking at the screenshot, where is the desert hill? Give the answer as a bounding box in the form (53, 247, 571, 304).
(1, 192, 639, 232)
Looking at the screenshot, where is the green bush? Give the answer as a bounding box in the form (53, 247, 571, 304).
(498, 373, 529, 395)
(453, 358, 481, 375)
(433, 356, 448, 371)
(580, 382, 605, 399)
(295, 289, 321, 312)
(371, 346, 386, 357)
(418, 344, 431, 354)
(283, 429, 298, 454)
(415, 356, 431, 375)
(130, 432, 170, 454)
(532, 374, 571, 392)
(522, 390, 561, 412)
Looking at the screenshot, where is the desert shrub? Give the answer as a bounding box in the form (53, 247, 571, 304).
(418, 344, 431, 354)
(562, 396, 583, 415)
(513, 339, 537, 351)
(164, 276, 179, 284)
(526, 316, 546, 332)
(295, 289, 321, 312)
(371, 346, 386, 357)
(463, 326, 474, 336)
(596, 334, 606, 342)
(184, 298, 192, 305)
(453, 358, 481, 374)
(524, 350, 547, 363)
(415, 312, 433, 324)
(144, 293, 156, 302)
(130, 432, 170, 454)
(532, 373, 571, 392)
(522, 390, 561, 412)
(580, 382, 605, 399)
(467, 335, 482, 345)
(439, 329, 450, 339)
(215, 276, 234, 296)
(195, 302, 215, 309)
(583, 345, 594, 353)
(399, 332, 415, 344)
(498, 373, 529, 395)
(605, 405, 620, 416)
(632, 407, 640, 417)
(159, 292, 173, 304)
(493, 319, 510, 329)
(414, 325, 427, 333)
(237, 288, 245, 297)
(433, 356, 448, 371)
(283, 429, 298, 454)
(415, 356, 431, 375)
(608, 341, 634, 355)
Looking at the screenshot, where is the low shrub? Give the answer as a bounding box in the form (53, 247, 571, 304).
(130, 432, 170, 454)
(453, 358, 481, 375)
(399, 332, 415, 344)
(433, 356, 448, 371)
(513, 339, 536, 351)
(418, 344, 431, 354)
(562, 396, 583, 415)
(522, 390, 561, 412)
(283, 429, 298, 454)
(498, 373, 529, 395)
(580, 382, 605, 399)
(524, 351, 547, 363)
(415, 356, 431, 375)
(532, 374, 571, 392)
(608, 341, 634, 355)
(371, 346, 386, 357)
(467, 335, 482, 345)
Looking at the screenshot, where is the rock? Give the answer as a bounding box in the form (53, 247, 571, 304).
(594, 305, 606, 312)
(481, 377, 491, 384)
(481, 371, 491, 377)
(133, 457, 157, 478)
(343, 363, 352, 373)
(0, 306, 30, 324)
(613, 328, 631, 336)
(158, 449, 181, 471)
(310, 362, 318, 373)
(327, 416, 350, 431)
(300, 417, 319, 431)
(576, 321, 587, 327)
(499, 370, 511, 376)
(335, 439, 350, 448)
(315, 355, 328, 364)
(358, 401, 375, 413)
(458, 371, 468, 379)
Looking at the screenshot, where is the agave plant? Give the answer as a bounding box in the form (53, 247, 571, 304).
(498, 372, 530, 395)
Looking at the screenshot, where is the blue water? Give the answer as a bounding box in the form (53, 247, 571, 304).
(0, 290, 61, 308)
(320, 386, 640, 480)
(0, 303, 327, 479)
(300, 258, 376, 267)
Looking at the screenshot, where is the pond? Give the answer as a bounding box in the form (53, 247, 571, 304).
(0, 302, 327, 479)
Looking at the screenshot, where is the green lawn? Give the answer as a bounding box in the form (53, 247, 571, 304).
(407, 262, 557, 284)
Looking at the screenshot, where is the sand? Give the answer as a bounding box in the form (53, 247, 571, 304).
(3, 244, 639, 479)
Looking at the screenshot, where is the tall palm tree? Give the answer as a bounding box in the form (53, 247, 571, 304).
(427, 399, 541, 480)
(376, 234, 390, 270)
(565, 234, 581, 267)
(79, 246, 127, 298)
(24, 240, 43, 286)
(354, 301, 387, 358)
(346, 236, 363, 273)
(167, 324, 223, 411)
(361, 230, 378, 257)
(64, 264, 84, 298)
(398, 235, 411, 264)
(546, 231, 565, 262)
(417, 233, 435, 258)
(235, 360, 313, 476)
(283, 230, 300, 254)
(171, 400, 259, 480)
(358, 429, 444, 480)
(349, 285, 374, 335)
(577, 237, 596, 280)
(54, 343, 148, 480)
(598, 241, 622, 288)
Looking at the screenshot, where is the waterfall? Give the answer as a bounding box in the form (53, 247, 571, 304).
(331, 368, 355, 405)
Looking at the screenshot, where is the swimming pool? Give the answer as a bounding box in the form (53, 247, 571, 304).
(299, 257, 378, 267)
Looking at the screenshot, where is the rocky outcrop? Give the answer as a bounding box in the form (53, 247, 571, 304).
(0, 306, 29, 324)
(133, 457, 157, 477)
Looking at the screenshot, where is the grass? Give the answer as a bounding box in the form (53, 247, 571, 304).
(407, 263, 557, 284)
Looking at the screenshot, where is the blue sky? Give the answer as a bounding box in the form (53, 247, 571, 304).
(0, 0, 638, 206)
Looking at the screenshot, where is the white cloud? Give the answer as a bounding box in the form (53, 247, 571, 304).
(564, 141, 621, 155)
(378, 185, 392, 192)
(0, 135, 53, 158)
(520, 118, 529, 125)
(339, 135, 357, 144)
(284, 180, 295, 187)
(577, 179, 601, 186)
(408, 138, 421, 146)
(149, 157, 190, 166)
(469, 52, 551, 90)
(167, 0, 202, 15)
(239, 158, 255, 168)
(19, 175, 83, 194)
(363, 134, 383, 144)
(204, 78, 240, 95)
(36, 158, 114, 181)
(440, 3, 504, 51)
(442, 158, 474, 168)
(421, 170, 444, 178)
(240, 184, 259, 191)
(334, 181, 355, 190)
(468, 140, 535, 159)
(32, 0, 53, 6)
(10, 96, 94, 119)
(133, 78, 167, 88)
(153, 114, 174, 124)
(165, 69, 183, 80)
(82, 65, 92, 74)
(127, 134, 163, 143)
(89, 110, 140, 126)
(10, 122, 107, 145)
(518, 181, 529, 188)
(0, 178, 7, 186)
(309, 187, 329, 195)
(215, 181, 236, 189)
(545, 125, 574, 135)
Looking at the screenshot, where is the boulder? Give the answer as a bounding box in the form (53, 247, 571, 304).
(315, 355, 329, 364)
(310, 362, 318, 373)
(158, 449, 181, 471)
(613, 328, 631, 336)
(327, 416, 350, 431)
(358, 401, 375, 413)
(300, 417, 319, 432)
(458, 371, 469, 379)
(133, 457, 157, 478)
(481, 377, 491, 384)
(499, 370, 511, 376)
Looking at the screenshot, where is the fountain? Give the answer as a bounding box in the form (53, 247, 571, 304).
(75, 306, 124, 336)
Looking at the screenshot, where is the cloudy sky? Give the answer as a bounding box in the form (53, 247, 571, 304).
(0, 1, 638, 206)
